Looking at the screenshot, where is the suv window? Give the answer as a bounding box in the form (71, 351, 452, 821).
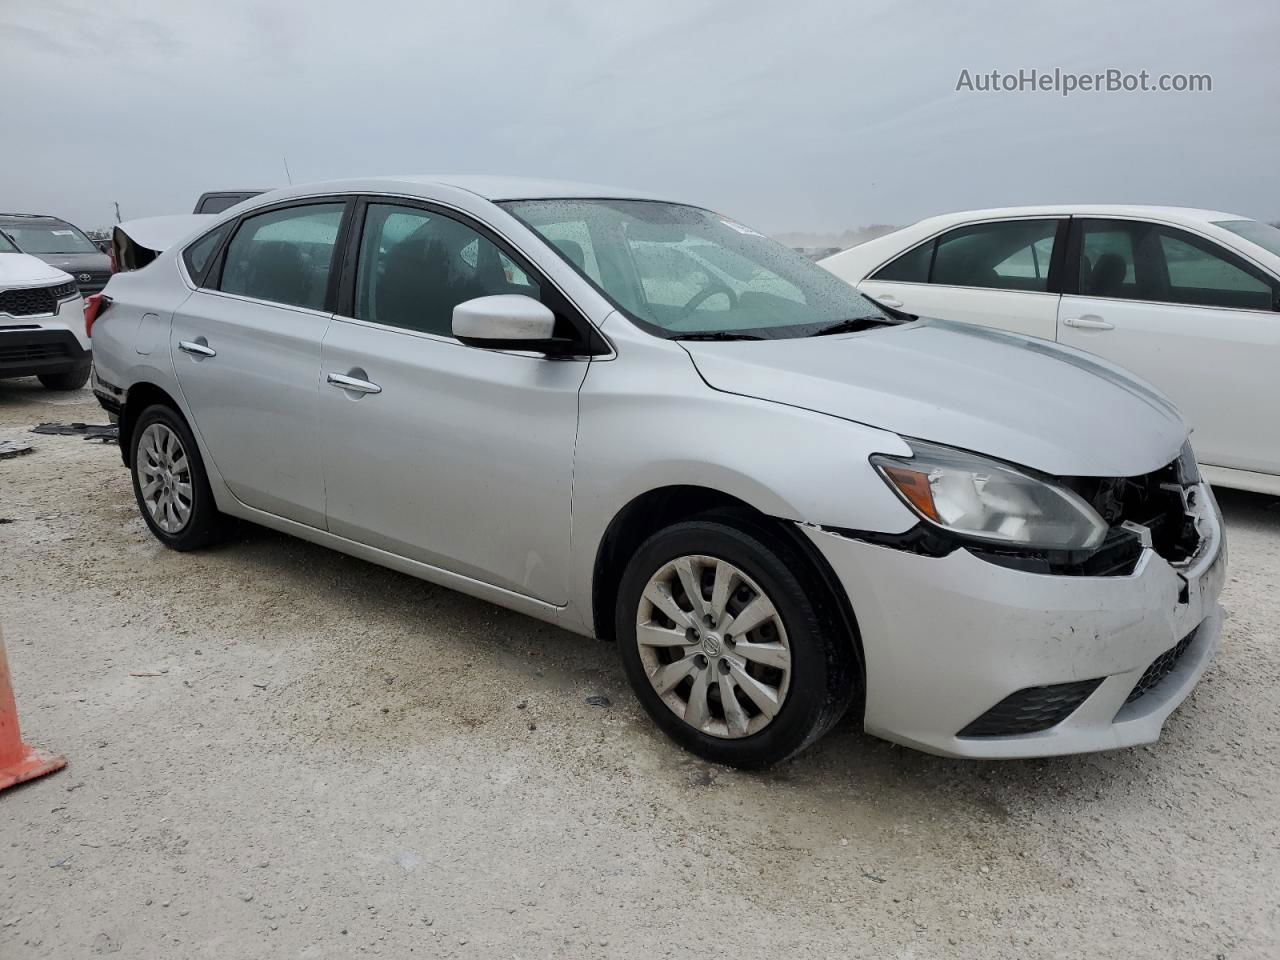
(931, 220, 1059, 291)
(195, 192, 263, 215)
(1075, 219, 1278, 310)
(2, 220, 101, 255)
(218, 204, 345, 310)
(354, 203, 540, 336)
(182, 222, 233, 286)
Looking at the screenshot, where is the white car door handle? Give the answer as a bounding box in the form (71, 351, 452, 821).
(1062, 316, 1115, 330)
(178, 339, 216, 358)
(327, 372, 382, 395)
(876, 295, 904, 308)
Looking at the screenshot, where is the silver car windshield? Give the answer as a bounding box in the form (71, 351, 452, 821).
(502, 199, 892, 339)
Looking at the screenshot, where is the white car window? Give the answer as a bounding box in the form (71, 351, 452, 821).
(1076, 218, 1277, 310)
(872, 220, 1060, 292)
(931, 220, 1059, 292)
(1160, 233, 1274, 310)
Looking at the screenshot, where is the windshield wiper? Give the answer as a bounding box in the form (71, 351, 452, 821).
(807, 316, 893, 337)
(670, 331, 765, 341)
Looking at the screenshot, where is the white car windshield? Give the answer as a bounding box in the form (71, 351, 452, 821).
(0, 231, 18, 254)
(502, 199, 894, 339)
(1214, 219, 1280, 258)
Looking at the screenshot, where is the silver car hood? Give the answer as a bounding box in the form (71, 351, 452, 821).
(683, 318, 1187, 478)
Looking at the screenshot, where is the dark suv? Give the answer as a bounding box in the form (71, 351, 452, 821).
(0, 214, 113, 295)
(192, 190, 266, 215)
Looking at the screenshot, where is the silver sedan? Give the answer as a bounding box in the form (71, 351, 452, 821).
(88, 176, 1224, 767)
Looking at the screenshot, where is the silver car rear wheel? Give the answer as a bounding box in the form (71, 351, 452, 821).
(136, 422, 193, 534)
(635, 554, 792, 739)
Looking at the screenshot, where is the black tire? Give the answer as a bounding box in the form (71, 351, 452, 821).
(130, 403, 232, 551)
(616, 518, 856, 768)
(38, 366, 90, 391)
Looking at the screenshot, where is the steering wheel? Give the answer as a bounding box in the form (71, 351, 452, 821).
(679, 279, 738, 317)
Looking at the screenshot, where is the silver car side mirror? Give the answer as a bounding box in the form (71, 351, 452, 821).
(452, 294, 556, 348)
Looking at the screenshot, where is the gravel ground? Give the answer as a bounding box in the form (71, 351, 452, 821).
(1, 379, 1277, 959)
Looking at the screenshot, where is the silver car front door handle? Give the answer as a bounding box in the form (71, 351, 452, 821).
(876, 295, 904, 308)
(1062, 315, 1115, 330)
(326, 372, 382, 395)
(178, 339, 217, 358)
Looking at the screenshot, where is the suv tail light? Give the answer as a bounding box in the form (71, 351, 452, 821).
(84, 294, 109, 337)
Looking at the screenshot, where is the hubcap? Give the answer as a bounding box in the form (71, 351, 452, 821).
(137, 423, 193, 534)
(635, 555, 791, 739)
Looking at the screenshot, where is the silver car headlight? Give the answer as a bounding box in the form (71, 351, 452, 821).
(871, 440, 1108, 551)
(1175, 439, 1201, 485)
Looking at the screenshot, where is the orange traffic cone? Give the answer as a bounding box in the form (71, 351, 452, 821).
(0, 627, 66, 792)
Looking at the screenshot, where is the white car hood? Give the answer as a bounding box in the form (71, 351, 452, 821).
(0, 252, 72, 288)
(683, 318, 1187, 478)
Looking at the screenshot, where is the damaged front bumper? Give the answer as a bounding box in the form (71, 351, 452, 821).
(802, 481, 1226, 759)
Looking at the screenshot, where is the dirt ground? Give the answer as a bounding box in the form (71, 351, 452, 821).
(1, 378, 1277, 960)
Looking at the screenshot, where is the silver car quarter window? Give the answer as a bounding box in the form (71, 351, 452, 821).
(182, 221, 233, 287)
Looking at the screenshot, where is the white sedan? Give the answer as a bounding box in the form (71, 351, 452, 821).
(822, 206, 1280, 496)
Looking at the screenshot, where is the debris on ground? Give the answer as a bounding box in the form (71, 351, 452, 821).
(0, 439, 34, 459)
(584, 694, 611, 707)
(31, 422, 118, 443)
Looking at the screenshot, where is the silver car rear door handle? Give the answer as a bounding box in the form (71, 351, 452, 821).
(1062, 316, 1115, 330)
(178, 339, 217, 357)
(326, 372, 382, 395)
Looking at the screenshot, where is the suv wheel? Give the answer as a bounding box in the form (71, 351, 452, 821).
(616, 519, 855, 768)
(130, 404, 231, 550)
(38, 367, 90, 391)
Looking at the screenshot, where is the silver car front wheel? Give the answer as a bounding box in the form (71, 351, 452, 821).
(635, 554, 792, 739)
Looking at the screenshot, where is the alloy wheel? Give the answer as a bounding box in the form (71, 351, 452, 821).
(635, 554, 792, 739)
(137, 422, 193, 534)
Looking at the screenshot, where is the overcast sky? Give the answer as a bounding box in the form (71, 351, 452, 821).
(3, 0, 1277, 233)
